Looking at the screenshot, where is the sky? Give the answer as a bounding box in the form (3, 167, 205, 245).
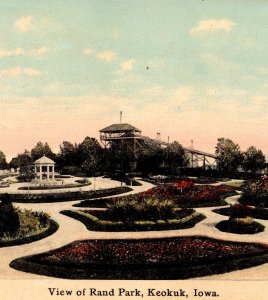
(0, 0, 267, 161)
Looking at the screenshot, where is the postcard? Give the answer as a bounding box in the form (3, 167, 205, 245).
(0, 1, 267, 299)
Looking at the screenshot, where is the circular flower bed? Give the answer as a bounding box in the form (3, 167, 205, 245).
(10, 237, 268, 279)
(216, 217, 265, 234)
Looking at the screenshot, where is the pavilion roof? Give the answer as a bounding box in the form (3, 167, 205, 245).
(100, 123, 141, 133)
(34, 155, 55, 165)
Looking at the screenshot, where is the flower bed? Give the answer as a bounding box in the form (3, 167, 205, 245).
(18, 182, 91, 190)
(215, 217, 265, 234)
(76, 182, 235, 208)
(0, 208, 58, 247)
(213, 204, 268, 220)
(61, 208, 205, 232)
(10, 237, 268, 279)
(240, 176, 268, 207)
(6, 187, 133, 203)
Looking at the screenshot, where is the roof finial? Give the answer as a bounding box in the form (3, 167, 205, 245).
(120, 111, 122, 124)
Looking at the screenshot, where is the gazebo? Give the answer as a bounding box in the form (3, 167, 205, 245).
(34, 155, 55, 181)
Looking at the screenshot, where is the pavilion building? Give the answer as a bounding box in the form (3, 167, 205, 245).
(34, 155, 55, 181)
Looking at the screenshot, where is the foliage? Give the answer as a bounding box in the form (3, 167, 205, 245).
(31, 142, 56, 161)
(8, 186, 132, 203)
(240, 176, 268, 207)
(213, 205, 268, 220)
(79, 181, 234, 208)
(164, 141, 188, 175)
(0, 207, 57, 246)
(18, 164, 35, 182)
(216, 218, 265, 234)
(242, 146, 266, 173)
(0, 194, 20, 236)
(0, 150, 8, 169)
(215, 138, 243, 176)
(61, 209, 204, 231)
(137, 139, 165, 175)
(106, 198, 177, 222)
(57, 141, 79, 168)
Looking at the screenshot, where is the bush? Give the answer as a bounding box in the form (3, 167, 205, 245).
(240, 176, 268, 207)
(107, 198, 176, 222)
(0, 194, 20, 236)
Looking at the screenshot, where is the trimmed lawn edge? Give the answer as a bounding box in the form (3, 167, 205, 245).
(0, 220, 59, 247)
(60, 210, 206, 232)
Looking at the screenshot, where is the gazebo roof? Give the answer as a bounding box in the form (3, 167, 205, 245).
(100, 123, 141, 133)
(34, 155, 55, 165)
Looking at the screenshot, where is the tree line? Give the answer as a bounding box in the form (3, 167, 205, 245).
(0, 136, 266, 179)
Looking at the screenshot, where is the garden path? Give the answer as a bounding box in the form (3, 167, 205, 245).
(0, 179, 267, 280)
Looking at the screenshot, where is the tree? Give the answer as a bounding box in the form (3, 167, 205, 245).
(77, 137, 104, 174)
(0, 150, 8, 169)
(17, 150, 33, 167)
(57, 141, 78, 167)
(15, 150, 35, 182)
(215, 138, 243, 176)
(164, 141, 188, 175)
(31, 142, 56, 161)
(9, 157, 20, 170)
(138, 139, 165, 175)
(243, 146, 266, 173)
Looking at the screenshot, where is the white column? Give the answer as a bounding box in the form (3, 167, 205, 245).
(40, 165, 43, 180)
(52, 165, 55, 180)
(34, 165, 37, 178)
(47, 165, 50, 180)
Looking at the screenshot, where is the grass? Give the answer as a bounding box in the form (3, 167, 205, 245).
(224, 180, 244, 189)
(10, 236, 268, 279)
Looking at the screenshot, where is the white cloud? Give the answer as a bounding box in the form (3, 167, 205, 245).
(190, 19, 235, 35)
(201, 53, 239, 71)
(31, 47, 50, 56)
(120, 59, 135, 71)
(15, 16, 33, 32)
(83, 48, 94, 56)
(0, 67, 40, 77)
(96, 51, 116, 61)
(0, 48, 24, 58)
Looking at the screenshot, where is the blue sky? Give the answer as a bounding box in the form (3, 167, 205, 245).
(0, 0, 267, 160)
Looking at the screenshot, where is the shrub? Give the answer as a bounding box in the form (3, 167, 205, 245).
(107, 198, 176, 222)
(0, 194, 20, 236)
(240, 176, 268, 207)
